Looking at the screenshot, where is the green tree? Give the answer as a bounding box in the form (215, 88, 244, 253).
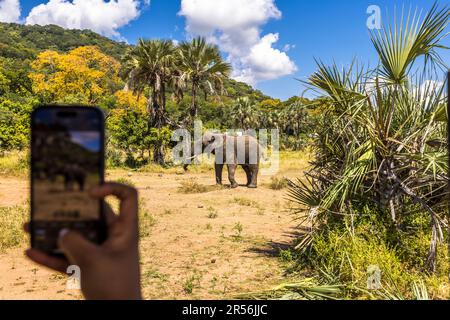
(178, 37, 231, 121)
(230, 97, 260, 130)
(108, 90, 151, 165)
(0, 99, 33, 151)
(121, 39, 177, 164)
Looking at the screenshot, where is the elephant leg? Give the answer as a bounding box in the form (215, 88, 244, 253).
(242, 165, 253, 186)
(247, 165, 259, 188)
(227, 164, 239, 188)
(215, 164, 224, 185)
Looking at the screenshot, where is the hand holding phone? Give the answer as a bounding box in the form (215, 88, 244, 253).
(30, 106, 107, 255)
(28, 106, 142, 300)
(25, 183, 142, 300)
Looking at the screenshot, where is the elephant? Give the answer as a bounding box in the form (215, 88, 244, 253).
(44, 163, 87, 192)
(184, 133, 263, 189)
(62, 164, 87, 192)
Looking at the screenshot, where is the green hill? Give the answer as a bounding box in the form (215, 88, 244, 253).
(0, 22, 128, 60)
(0, 22, 269, 101)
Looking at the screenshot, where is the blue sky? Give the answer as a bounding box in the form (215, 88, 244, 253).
(8, 0, 450, 100)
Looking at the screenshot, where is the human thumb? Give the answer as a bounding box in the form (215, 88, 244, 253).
(58, 229, 98, 266)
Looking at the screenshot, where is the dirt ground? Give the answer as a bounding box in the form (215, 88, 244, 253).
(0, 164, 306, 300)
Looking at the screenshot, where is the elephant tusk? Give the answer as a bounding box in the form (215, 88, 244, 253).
(184, 155, 199, 161)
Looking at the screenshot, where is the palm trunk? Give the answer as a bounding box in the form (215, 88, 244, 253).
(153, 144, 165, 165)
(190, 83, 198, 119)
(149, 85, 166, 166)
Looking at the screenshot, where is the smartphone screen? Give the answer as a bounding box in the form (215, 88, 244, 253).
(30, 106, 106, 256)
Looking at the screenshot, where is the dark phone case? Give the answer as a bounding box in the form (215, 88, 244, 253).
(30, 105, 107, 257)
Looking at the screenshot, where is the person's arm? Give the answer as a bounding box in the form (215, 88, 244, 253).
(25, 183, 142, 300)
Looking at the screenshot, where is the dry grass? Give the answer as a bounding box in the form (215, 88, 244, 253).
(0, 204, 28, 251)
(267, 176, 289, 190)
(115, 177, 137, 188)
(178, 179, 222, 194)
(0, 151, 28, 177)
(260, 150, 313, 174)
(0, 150, 311, 299)
(178, 179, 209, 194)
(233, 197, 259, 208)
(139, 199, 156, 238)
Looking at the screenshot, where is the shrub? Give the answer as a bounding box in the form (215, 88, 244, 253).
(233, 197, 258, 207)
(207, 207, 218, 219)
(115, 177, 136, 188)
(0, 151, 28, 176)
(268, 176, 289, 190)
(296, 215, 449, 299)
(0, 99, 32, 151)
(178, 179, 208, 194)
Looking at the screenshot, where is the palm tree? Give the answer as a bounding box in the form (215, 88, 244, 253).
(121, 39, 177, 164)
(230, 97, 260, 130)
(177, 37, 231, 122)
(370, 3, 449, 85)
(288, 3, 449, 271)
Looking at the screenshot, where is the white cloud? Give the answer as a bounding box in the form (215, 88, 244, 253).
(419, 80, 444, 95)
(417, 80, 444, 106)
(234, 33, 297, 84)
(283, 44, 295, 52)
(25, 0, 149, 38)
(0, 0, 21, 23)
(179, 0, 297, 85)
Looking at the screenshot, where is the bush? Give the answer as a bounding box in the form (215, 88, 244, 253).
(268, 176, 289, 190)
(0, 151, 28, 176)
(233, 197, 258, 207)
(105, 147, 125, 168)
(296, 214, 449, 299)
(178, 179, 208, 194)
(0, 99, 33, 151)
(107, 103, 152, 165)
(115, 177, 136, 188)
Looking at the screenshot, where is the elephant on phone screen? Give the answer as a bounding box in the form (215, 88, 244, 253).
(184, 133, 263, 189)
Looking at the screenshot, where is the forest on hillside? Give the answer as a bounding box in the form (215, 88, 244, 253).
(0, 22, 313, 166)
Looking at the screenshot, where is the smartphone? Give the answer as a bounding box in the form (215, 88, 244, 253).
(30, 106, 107, 256)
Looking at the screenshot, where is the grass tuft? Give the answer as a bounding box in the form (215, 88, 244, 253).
(268, 176, 289, 190)
(178, 179, 222, 194)
(178, 179, 208, 194)
(0, 152, 28, 177)
(139, 199, 156, 238)
(0, 204, 28, 251)
(115, 177, 136, 188)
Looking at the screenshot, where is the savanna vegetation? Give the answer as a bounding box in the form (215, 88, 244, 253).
(0, 2, 449, 300)
(282, 3, 450, 300)
(0, 21, 313, 164)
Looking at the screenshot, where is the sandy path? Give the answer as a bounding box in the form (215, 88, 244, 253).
(0, 167, 303, 300)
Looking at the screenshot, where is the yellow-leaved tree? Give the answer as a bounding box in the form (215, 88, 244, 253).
(29, 46, 122, 104)
(113, 90, 148, 115)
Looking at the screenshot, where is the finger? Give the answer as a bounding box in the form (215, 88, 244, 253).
(90, 183, 138, 228)
(103, 202, 117, 227)
(58, 229, 99, 267)
(25, 249, 69, 273)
